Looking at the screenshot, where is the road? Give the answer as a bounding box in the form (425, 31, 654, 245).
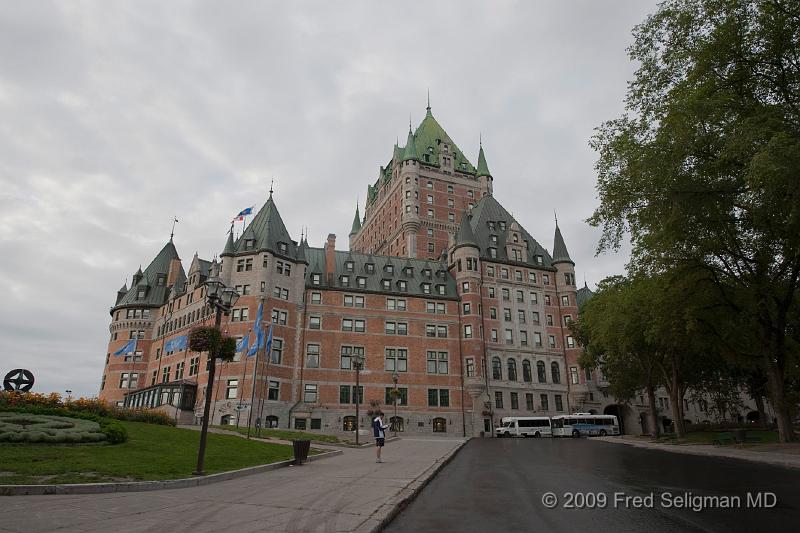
(385, 438, 800, 532)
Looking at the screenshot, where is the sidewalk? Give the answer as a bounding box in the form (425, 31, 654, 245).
(597, 435, 800, 469)
(0, 437, 466, 533)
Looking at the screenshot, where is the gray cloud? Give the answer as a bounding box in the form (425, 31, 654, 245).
(0, 0, 653, 397)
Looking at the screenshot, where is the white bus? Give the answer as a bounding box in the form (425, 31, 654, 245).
(495, 417, 552, 438)
(551, 413, 619, 437)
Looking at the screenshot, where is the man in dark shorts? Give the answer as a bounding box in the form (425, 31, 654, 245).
(373, 411, 389, 463)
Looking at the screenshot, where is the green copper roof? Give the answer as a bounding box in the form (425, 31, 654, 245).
(350, 204, 361, 235)
(402, 128, 419, 162)
(552, 224, 574, 265)
(222, 227, 235, 255)
(222, 194, 300, 261)
(577, 282, 594, 307)
(113, 240, 183, 311)
(476, 143, 491, 178)
(411, 108, 475, 173)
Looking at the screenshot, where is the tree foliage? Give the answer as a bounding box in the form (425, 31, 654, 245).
(590, 0, 800, 441)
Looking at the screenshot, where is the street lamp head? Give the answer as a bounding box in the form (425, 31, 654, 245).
(205, 276, 224, 301)
(221, 287, 240, 308)
(353, 352, 365, 369)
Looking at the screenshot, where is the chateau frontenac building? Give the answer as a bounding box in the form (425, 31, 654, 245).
(99, 103, 652, 436)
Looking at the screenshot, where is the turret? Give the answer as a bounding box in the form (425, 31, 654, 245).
(349, 203, 361, 250)
(476, 140, 493, 196)
(115, 281, 128, 305)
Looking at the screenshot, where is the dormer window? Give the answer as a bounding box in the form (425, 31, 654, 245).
(488, 221, 495, 230)
(437, 284, 446, 295)
(156, 274, 166, 286)
(357, 276, 367, 288)
(404, 267, 413, 277)
(535, 255, 543, 265)
(311, 273, 321, 286)
(381, 279, 391, 290)
(345, 261, 354, 272)
(365, 263, 375, 274)
(340, 275, 350, 286)
(498, 221, 506, 230)
(421, 283, 431, 294)
(489, 248, 497, 259)
(244, 239, 255, 250)
(278, 242, 288, 254)
(512, 233, 519, 243)
(137, 288, 146, 299)
(490, 235, 498, 245)
(422, 268, 432, 278)
(384, 264, 394, 275)
(426, 181, 433, 189)
(397, 280, 407, 292)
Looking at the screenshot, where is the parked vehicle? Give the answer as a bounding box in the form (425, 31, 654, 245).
(551, 414, 619, 437)
(495, 417, 552, 438)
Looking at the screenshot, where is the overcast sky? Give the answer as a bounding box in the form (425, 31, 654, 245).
(0, 1, 656, 398)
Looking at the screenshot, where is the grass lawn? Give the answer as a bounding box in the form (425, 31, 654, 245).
(0, 421, 293, 485)
(657, 429, 780, 445)
(212, 424, 343, 444)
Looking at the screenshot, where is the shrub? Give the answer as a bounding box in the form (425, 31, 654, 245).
(101, 421, 128, 444)
(0, 413, 107, 444)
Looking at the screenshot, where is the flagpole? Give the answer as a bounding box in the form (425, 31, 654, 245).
(256, 321, 273, 438)
(246, 329, 261, 439)
(236, 352, 249, 428)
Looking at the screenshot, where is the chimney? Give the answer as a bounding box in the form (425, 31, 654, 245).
(167, 258, 182, 288)
(325, 234, 336, 284)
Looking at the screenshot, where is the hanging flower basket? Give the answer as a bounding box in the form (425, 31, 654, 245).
(188, 327, 222, 353)
(218, 336, 237, 362)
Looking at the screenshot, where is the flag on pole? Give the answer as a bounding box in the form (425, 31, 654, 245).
(247, 301, 264, 357)
(265, 323, 274, 354)
(236, 333, 250, 353)
(164, 335, 187, 353)
(232, 206, 254, 222)
(113, 338, 137, 356)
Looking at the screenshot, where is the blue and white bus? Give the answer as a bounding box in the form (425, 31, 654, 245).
(551, 413, 619, 437)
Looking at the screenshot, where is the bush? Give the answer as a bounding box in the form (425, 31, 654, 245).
(101, 421, 128, 444)
(0, 391, 175, 426)
(0, 412, 107, 444)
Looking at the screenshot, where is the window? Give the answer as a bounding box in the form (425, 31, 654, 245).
(175, 361, 185, 380)
(503, 360, 518, 384)
(311, 273, 321, 285)
(563, 315, 572, 326)
(357, 277, 366, 288)
(570, 366, 579, 385)
(344, 294, 364, 307)
(491, 329, 498, 342)
(447, 185, 453, 193)
(366, 263, 375, 273)
(526, 393, 534, 411)
(268, 380, 279, 400)
(522, 360, 532, 382)
(488, 287, 495, 298)
(428, 242, 435, 253)
(466, 358, 475, 377)
(529, 272, 536, 284)
(540, 394, 549, 411)
(537, 361, 546, 383)
(427, 228, 434, 237)
(387, 298, 406, 311)
(532, 311, 540, 324)
(226, 379, 238, 399)
(340, 345, 363, 369)
(345, 261, 354, 272)
(385, 321, 407, 335)
(427, 351, 448, 374)
(306, 344, 320, 368)
(510, 392, 519, 410)
(294, 418, 307, 430)
(271, 338, 283, 364)
(303, 384, 318, 403)
(447, 198, 454, 208)
(231, 308, 249, 322)
(561, 295, 569, 306)
(548, 335, 556, 348)
(427, 389, 450, 407)
(427, 209, 434, 218)
(551, 362, 561, 384)
(448, 212, 455, 223)
(162, 366, 170, 383)
(463, 302, 471, 314)
(385, 348, 408, 372)
(520, 331, 528, 346)
(427, 194, 433, 204)
(276, 260, 291, 276)
(492, 357, 502, 380)
(272, 286, 289, 300)
(554, 395, 564, 412)
(426, 180, 433, 189)
(189, 356, 199, 376)
(490, 308, 497, 319)
(340, 275, 350, 286)
(502, 288, 510, 300)
(488, 248, 497, 258)
(464, 324, 472, 338)
(271, 310, 287, 325)
(397, 280, 407, 292)
(585, 367, 593, 381)
(505, 329, 513, 344)
(566, 336, 575, 348)
(495, 391, 504, 409)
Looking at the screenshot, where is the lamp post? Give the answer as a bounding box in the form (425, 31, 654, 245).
(392, 371, 399, 437)
(193, 273, 239, 476)
(353, 351, 365, 445)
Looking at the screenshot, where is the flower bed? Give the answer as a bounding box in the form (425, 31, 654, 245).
(0, 413, 110, 444)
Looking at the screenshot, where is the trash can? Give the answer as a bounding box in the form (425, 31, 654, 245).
(292, 439, 311, 465)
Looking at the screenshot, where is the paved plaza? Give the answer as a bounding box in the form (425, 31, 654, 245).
(0, 437, 465, 533)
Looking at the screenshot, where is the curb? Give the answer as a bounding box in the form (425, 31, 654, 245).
(0, 449, 342, 496)
(597, 437, 800, 470)
(366, 438, 469, 532)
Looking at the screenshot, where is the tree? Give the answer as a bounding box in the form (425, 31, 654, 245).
(590, 0, 800, 441)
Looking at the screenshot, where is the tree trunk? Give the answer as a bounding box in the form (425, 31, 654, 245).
(646, 385, 660, 438)
(765, 356, 795, 442)
(753, 393, 767, 430)
(661, 356, 686, 438)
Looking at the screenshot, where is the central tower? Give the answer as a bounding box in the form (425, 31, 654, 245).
(350, 101, 493, 260)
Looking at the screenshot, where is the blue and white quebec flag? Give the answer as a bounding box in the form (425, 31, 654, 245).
(164, 335, 187, 353)
(113, 338, 137, 356)
(247, 302, 264, 357)
(236, 333, 250, 353)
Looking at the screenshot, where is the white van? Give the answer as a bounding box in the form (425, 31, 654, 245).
(495, 417, 552, 438)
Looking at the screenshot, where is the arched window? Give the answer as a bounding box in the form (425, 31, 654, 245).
(220, 414, 235, 426)
(522, 360, 532, 383)
(492, 357, 502, 380)
(390, 416, 404, 432)
(265, 415, 279, 428)
(551, 362, 561, 384)
(343, 416, 356, 432)
(537, 361, 546, 383)
(507, 359, 518, 381)
(433, 417, 447, 432)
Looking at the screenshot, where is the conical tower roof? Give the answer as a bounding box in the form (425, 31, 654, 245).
(114, 240, 182, 311)
(350, 204, 361, 235)
(227, 193, 296, 259)
(453, 212, 479, 251)
(412, 104, 475, 173)
(552, 224, 574, 265)
(221, 225, 235, 256)
(402, 127, 419, 162)
(476, 142, 491, 178)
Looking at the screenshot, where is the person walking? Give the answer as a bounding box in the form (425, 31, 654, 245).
(373, 411, 389, 463)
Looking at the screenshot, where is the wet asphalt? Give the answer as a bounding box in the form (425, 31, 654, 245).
(384, 437, 800, 533)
